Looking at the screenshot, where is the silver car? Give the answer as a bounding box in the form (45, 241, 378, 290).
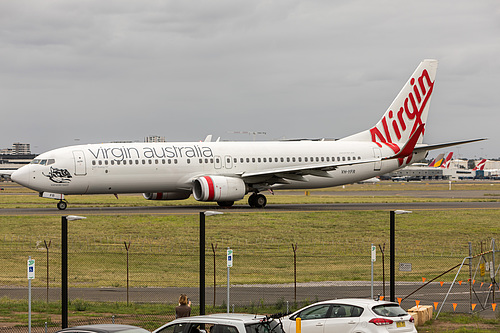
(56, 324, 150, 333)
(281, 298, 417, 333)
(154, 313, 285, 333)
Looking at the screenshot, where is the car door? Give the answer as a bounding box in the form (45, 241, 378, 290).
(155, 322, 187, 333)
(286, 304, 331, 333)
(323, 304, 362, 333)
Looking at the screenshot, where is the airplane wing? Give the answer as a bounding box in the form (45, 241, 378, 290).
(239, 157, 381, 184)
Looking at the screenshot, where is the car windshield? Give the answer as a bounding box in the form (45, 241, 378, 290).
(372, 304, 408, 317)
(245, 320, 284, 333)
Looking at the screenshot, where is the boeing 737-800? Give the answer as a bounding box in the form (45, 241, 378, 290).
(11, 59, 483, 210)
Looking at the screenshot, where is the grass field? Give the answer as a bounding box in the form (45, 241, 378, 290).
(0, 189, 499, 287)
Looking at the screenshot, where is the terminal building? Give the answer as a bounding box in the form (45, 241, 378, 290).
(0, 143, 36, 179)
(385, 158, 497, 181)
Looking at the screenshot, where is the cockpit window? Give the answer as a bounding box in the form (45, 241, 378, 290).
(30, 159, 55, 165)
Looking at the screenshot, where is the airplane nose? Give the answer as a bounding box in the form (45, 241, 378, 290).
(11, 165, 31, 187)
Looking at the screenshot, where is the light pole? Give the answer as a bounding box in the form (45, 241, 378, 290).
(62, 215, 86, 328)
(200, 211, 223, 315)
(390, 210, 411, 303)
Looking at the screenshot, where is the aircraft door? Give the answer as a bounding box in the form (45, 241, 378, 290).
(373, 148, 382, 171)
(224, 155, 233, 169)
(73, 150, 87, 176)
(214, 156, 222, 169)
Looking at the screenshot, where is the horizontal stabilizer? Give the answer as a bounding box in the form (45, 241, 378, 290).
(414, 138, 486, 153)
(0, 170, 15, 176)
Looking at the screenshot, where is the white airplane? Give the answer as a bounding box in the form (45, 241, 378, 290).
(11, 59, 484, 210)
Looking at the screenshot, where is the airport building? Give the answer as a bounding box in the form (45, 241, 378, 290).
(0, 143, 36, 178)
(385, 158, 498, 181)
(0, 142, 31, 155)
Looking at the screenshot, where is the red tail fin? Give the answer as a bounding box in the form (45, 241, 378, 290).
(473, 159, 487, 171)
(440, 152, 454, 169)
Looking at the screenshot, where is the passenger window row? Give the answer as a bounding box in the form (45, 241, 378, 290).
(92, 159, 179, 166)
(234, 156, 362, 163)
(91, 155, 362, 166)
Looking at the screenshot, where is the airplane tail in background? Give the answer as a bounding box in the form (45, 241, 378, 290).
(440, 152, 454, 169)
(473, 159, 487, 171)
(429, 153, 445, 167)
(341, 59, 439, 155)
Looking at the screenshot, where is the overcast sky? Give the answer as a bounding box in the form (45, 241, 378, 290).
(1, 0, 498, 159)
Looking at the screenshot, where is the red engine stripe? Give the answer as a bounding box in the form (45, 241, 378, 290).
(205, 176, 215, 201)
(157, 192, 163, 200)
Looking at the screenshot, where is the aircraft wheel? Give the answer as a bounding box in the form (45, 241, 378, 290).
(217, 201, 234, 207)
(248, 193, 257, 207)
(254, 194, 267, 208)
(249, 193, 266, 208)
(57, 200, 67, 210)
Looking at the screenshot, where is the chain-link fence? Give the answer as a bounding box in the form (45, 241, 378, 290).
(1, 229, 498, 332)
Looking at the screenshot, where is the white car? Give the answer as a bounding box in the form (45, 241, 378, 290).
(153, 313, 285, 333)
(281, 298, 417, 333)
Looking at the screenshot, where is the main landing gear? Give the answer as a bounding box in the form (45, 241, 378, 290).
(248, 193, 267, 208)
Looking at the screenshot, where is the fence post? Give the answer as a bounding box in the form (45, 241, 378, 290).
(211, 243, 217, 307)
(124, 241, 131, 305)
(379, 243, 386, 299)
(469, 242, 473, 313)
(44, 240, 51, 304)
(292, 243, 298, 303)
(492, 239, 496, 304)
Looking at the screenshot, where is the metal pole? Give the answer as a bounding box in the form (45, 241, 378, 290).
(227, 254, 230, 314)
(211, 243, 217, 308)
(390, 211, 395, 302)
(124, 242, 131, 305)
(371, 244, 374, 299)
(292, 243, 297, 303)
(44, 240, 51, 304)
(469, 242, 473, 313)
(62, 216, 68, 328)
(200, 212, 205, 315)
(492, 239, 496, 304)
(29, 256, 31, 333)
(379, 244, 386, 298)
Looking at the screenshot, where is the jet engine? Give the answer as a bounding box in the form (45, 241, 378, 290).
(193, 176, 247, 202)
(143, 191, 191, 200)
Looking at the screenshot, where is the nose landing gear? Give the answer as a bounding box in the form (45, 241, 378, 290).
(57, 200, 68, 210)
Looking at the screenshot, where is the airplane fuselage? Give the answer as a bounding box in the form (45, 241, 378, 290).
(13, 140, 424, 196)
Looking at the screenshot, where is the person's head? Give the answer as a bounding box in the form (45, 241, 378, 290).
(179, 294, 188, 305)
